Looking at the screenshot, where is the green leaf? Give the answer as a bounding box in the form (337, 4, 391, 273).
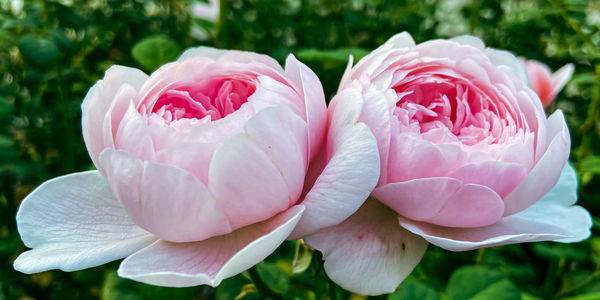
(19, 34, 60, 69)
(0, 136, 13, 149)
(135, 283, 199, 300)
(532, 243, 588, 261)
(256, 262, 290, 294)
(296, 48, 369, 66)
(581, 156, 600, 174)
(101, 271, 143, 300)
(292, 239, 313, 274)
(216, 275, 262, 300)
(388, 278, 439, 300)
(446, 266, 520, 300)
(562, 292, 600, 300)
(131, 35, 181, 72)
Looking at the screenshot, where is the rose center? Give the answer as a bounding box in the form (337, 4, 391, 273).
(145, 75, 257, 124)
(393, 74, 517, 146)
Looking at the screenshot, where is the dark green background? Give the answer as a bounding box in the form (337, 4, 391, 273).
(1, 0, 600, 299)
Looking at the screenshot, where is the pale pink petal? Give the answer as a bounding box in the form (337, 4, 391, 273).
(101, 84, 138, 153)
(550, 63, 574, 101)
(284, 55, 327, 162)
(373, 178, 463, 221)
(150, 103, 254, 184)
(244, 107, 309, 204)
(82, 66, 148, 169)
(399, 165, 590, 251)
(290, 89, 380, 238)
(178, 47, 282, 69)
(387, 132, 451, 182)
(344, 32, 415, 86)
(358, 88, 395, 185)
(250, 75, 305, 121)
(374, 179, 504, 227)
(426, 184, 504, 227)
(448, 161, 527, 198)
(450, 35, 485, 49)
(114, 101, 155, 161)
(483, 47, 529, 86)
(117, 206, 304, 287)
(304, 200, 427, 296)
(502, 110, 570, 216)
(208, 134, 290, 230)
(178, 46, 227, 62)
(99, 149, 231, 243)
(14, 171, 156, 274)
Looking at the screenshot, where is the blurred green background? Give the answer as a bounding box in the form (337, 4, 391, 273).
(1, 0, 600, 299)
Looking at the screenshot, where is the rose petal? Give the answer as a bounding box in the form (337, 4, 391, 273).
(289, 89, 380, 238)
(550, 63, 574, 102)
(82, 66, 148, 169)
(99, 149, 231, 243)
(177, 46, 229, 62)
(208, 133, 291, 230)
(502, 110, 570, 216)
(118, 205, 304, 287)
(448, 161, 527, 198)
(399, 165, 591, 251)
(284, 55, 327, 162)
(358, 88, 395, 185)
(244, 107, 309, 203)
(374, 179, 504, 227)
(305, 200, 427, 296)
(373, 178, 463, 221)
(14, 171, 156, 274)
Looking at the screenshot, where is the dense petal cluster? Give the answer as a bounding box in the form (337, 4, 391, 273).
(305, 32, 591, 295)
(13, 48, 380, 287)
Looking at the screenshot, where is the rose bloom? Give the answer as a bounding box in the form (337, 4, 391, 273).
(305, 33, 591, 295)
(520, 58, 574, 108)
(13, 48, 380, 287)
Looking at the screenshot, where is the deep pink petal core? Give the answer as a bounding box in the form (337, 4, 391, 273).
(140, 74, 257, 124)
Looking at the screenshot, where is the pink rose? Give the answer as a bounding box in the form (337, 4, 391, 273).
(13, 48, 380, 287)
(305, 33, 591, 295)
(520, 58, 574, 107)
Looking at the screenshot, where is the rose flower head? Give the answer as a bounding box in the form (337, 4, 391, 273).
(305, 32, 591, 296)
(13, 47, 380, 287)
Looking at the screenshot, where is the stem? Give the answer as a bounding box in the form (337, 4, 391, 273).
(247, 265, 283, 300)
(215, 0, 229, 48)
(476, 248, 487, 265)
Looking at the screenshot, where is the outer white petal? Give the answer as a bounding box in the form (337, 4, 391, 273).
(399, 164, 591, 251)
(117, 206, 304, 287)
(305, 200, 427, 296)
(14, 171, 156, 274)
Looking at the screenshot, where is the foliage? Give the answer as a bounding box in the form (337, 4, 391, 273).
(1, 0, 599, 299)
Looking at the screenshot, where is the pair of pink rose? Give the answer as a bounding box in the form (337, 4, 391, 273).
(14, 33, 590, 295)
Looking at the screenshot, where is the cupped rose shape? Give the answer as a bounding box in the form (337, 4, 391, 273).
(304, 32, 591, 295)
(13, 48, 380, 287)
(520, 58, 574, 108)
